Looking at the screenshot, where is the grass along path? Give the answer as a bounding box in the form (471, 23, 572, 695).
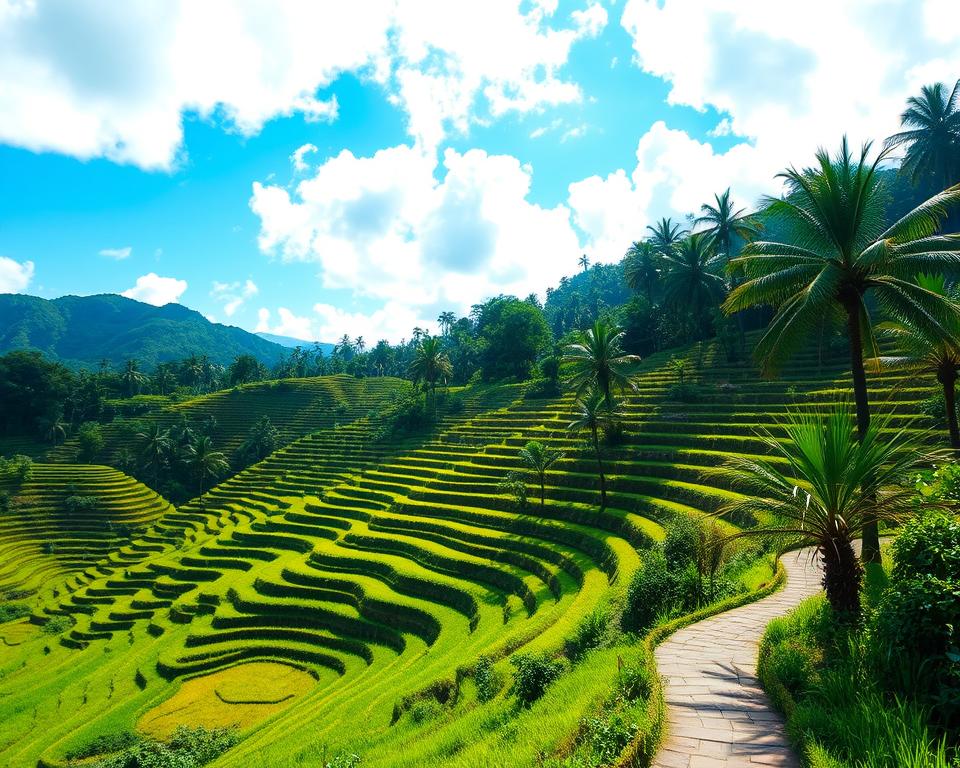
(653, 547, 822, 768)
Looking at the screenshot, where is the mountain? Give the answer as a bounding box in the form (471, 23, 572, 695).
(0, 293, 286, 369)
(256, 332, 335, 354)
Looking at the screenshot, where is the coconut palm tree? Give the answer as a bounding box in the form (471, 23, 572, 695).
(135, 422, 171, 488)
(696, 188, 761, 261)
(578, 254, 590, 272)
(646, 217, 689, 255)
(885, 79, 960, 193)
(408, 336, 453, 407)
(518, 440, 564, 508)
(662, 232, 728, 336)
(623, 240, 660, 302)
(562, 319, 641, 407)
(354, 337, 366, 355)
(567, 389, 619, 509)
(182, 435, 228, 507)
(437, 311, 456, 336)
(868, 274, 960, 448)
(39, 414, 66, 445)
(121, 360, 147, 398)
(723, 138, 960, 560)
(713, 405, 933, 621)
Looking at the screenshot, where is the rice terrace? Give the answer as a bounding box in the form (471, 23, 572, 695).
(1, 4, 959, 768)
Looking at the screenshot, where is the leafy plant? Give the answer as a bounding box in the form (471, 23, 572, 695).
(509, 653, 564, 706)
(474, 656, 502, 703)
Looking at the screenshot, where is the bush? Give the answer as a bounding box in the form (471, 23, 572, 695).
(0, 490, 8, 514)
(623, 549, 676, 632)
(890, 511, 960, 582)
(667, 382, 703, 403)
(326, 754, 361, 768)
(618, 659, 653, 702)
(64, 495, 99, 516)
(581, 712, 640, 765)
(565, 607, 609, 662)
(408, 699, 441, 725)
(0, 454, 32, 483)
(88, 726, 238, 768)
(41, 616, 72, 635)
(0, 602, 30, 623)
(474, 656, 502, 703)
(662, 515, 699, 571)
(77, 422, 105, 463)
(509, 652, 564, 706)
(66, 731, 140, 760)
(498, 471, 528, 511)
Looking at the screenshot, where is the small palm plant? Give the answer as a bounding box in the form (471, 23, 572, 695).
(408, 336, 453, 410)
(568, 389, 620, 509)
(713, 404, 933, 621)
(518, 440, 564, 508)
(183, 435, 229, 507)
(563, 319, 640, 407)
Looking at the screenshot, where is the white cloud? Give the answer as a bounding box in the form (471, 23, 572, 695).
(210, 278, 258, 316)
(251, 143, 581, 338)
(0, 1, 603, 167)
(121, 273, 187, 306)
(99, 246, 131, 260)
(290, 143, 318, 173)
(254, 306, 315, 341)
(314, 301, 432, 345)
(0, 256, 34, 294)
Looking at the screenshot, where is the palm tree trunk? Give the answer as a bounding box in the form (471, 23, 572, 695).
(199, 473, 205, 509)
(540, 477, 545, 508)
(844, 301, 881, 563)
(820, 535, 863, 621)
(941, 370, 960, 449)
(592, 426, 607, 508)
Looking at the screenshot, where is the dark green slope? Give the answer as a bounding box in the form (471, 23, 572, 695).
(0, 293, 285, 369)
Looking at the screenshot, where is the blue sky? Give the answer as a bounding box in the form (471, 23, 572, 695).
(1, 1, 958, 342)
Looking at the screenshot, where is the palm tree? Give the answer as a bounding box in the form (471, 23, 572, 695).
(518, 440, 564, 508)
(723, 138, 960, 561)
(437, 311, 456, 336)
(39, 414, 66, 445)
(182, 435, 228, 507)
(153, 367, 176, 396)
(567, 389, 618, 509)
(354, 336, 366, 355)
(623, 240, 659, 302)
(579, 254, 590, 272)
(868, 274, 960, 448)
(335, 335, 354, 360)
(408, 336, 453, 406)
(696, 188, 761, 261)
(646, 217, 688, 255)
(662, 233, 727, 336)
(885, 80, 960, 193)
(121, 360, 147, 398)
(562, 319, 641, 407)
(135, 422, 171, 488)
(713, 405, 933, 621)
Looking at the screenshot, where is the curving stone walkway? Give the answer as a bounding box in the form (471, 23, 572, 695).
(652, 548, 822, 768)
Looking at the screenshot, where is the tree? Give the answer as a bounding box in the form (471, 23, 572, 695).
(646, 217, 688, 255)
(335, 335, 354, 360)
(408, 336, 453, 406)
(76, 422, 104, 463)
(136, 422, 171, 488)
(437, 311, 456, 336)
(153, 366, 176, 395)
(38, 413, 66, 445)
(182, 435, 228, 507)
(475, 296, 552, 382)
(723, 137, 960, 561)
(0, 351, 72, 435)
(121, 360, 147, 398)
(623, 240, 659, 302)
(662, 233, 728, 337)
(567, 389, 618, 509)
(579, 254, 590, 272)
(714, 405, 932, 621)
(228, 354, 265, 386)
(518, 440, 564, 508)
(235, 416, 280, 467)
(354, 336, 366, 355)
(885, 79, 960, 193)
(562, 319, 640, 407)
(868, 274, 960, 448)
(696, 188, 761, 261)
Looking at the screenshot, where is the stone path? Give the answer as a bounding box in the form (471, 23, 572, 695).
(652, 548, 822, 768)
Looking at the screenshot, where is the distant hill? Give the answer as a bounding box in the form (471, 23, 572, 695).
(0, 293, 286, 369)
(256, 331, 335, 354)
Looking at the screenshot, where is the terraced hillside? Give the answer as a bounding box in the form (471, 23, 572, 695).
(0, 339, 938, 768)
(0, 464, 174, 598)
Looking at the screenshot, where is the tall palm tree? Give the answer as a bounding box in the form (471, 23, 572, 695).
(182, 435, 228, 507)
(354, 336, 366, 355)
(714, 405, 933, 621)
(136, 422, 171, 488)
(437, 311, 456, 336)
(335, 335, 354, 360)
(696, 188, 761, 261)
(562, 319, 641, 407)
(723, 138, 960, 561)
(518, 440, 564, 508)
(885, 79, 960, 192)
(408, 336, 453, 406)
(121, 360, 147, 398)
(662, 232, 727, 336)
(646, 217, 688, 255)
(39, 414, 66, 445)
(578, 254, 590, 272)
(623, 240, 660, 302)
(868, 274, 960, 448)
(567, 390, 618, 509)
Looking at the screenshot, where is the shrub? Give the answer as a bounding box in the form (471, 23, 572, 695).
(497, 471, 528, 511)
(890, 511, 960, 581)
(618, 659, 653, 702)
(326, 754, 361, 768)
(77, 422, 105, 463)
(581, 712, 640, 765)
(41, 616, 72, 635)
(623, 549, 676, 632)
(662, 515, 699, 571)
(509, 652, 564, 706)
(0, 602, 30, 623)
(667, 382, 703, 403)
(66, 731, 139, 760)
(64, 495, 99, 516)
(564, 606, 609, 662)
(88, 726, 238, 768)
(474, 656, 502, 703)
(0, 491, 8, 515)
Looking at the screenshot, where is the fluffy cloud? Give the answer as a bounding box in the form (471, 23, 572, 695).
(313, 301, 432, 345)
(121, 273, 187, 306)
(0, 256, 34, 294)
(290, 143, 318, 173)
(99, 246, 131, 260)
(0, 1, 603, 168)
(255, 307, 314, 341)
(210, 279, 258, 316)
(251, 143, 581, 334)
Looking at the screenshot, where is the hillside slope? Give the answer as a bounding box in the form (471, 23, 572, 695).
(0, 293, 286, 369)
